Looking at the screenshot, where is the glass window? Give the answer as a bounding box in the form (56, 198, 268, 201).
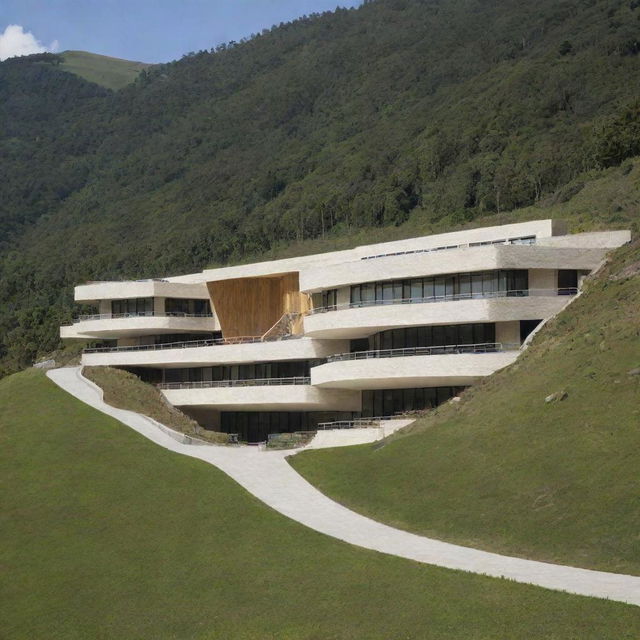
(434, 277, 445, 298)
(471, 273, 484, 297)
(408, 279, 421, 300)
(361, 282, 375, 302)
(458, 274, 471, 297)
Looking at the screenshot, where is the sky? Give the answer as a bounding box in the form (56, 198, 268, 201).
(0, 0, 363, 63)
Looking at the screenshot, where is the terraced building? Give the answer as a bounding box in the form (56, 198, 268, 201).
(61, 220, 629, 442)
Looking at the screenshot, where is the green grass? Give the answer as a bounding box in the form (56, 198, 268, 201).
(2, 371, 640, 638)
(83, 365, 229, 444)
(59, 50, 150, 90)
(291, 239, 640, 575)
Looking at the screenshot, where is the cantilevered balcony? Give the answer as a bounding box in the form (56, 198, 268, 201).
(60, 311, 219, 339)
(81, 336, 349, 368)
(159, 377, 361, 411)
(303, 288, 575, 339)
(310, 342, 520, 390)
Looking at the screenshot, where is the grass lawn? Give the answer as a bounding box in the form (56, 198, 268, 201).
(291, 239, 640, 575)
(60, 50, 150, 90)
(2, 370, 640, 638)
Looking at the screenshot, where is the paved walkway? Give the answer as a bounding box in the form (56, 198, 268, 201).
(47, 366, 640, 607)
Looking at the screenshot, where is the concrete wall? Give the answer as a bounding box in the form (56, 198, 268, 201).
(310, 352, 518, 390)
(75, 280, 210, 303)
(495, 321, 521, 346)
(61, 315, 219, 339)
(162, 385, 362, 412)
(303, 296, 571, 339)
(529, 269, 557, 291)
(82, 337, 350, 368)
(299, 246, 609, 293)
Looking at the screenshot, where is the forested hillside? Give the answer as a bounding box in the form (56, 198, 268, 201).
(1, 0, 640, 375)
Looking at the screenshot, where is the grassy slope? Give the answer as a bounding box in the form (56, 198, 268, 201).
(2, 371, 640, 638)
(292, 238, 640, 575)
(60, 50, 150, 90)
(83, 365, 228, 444)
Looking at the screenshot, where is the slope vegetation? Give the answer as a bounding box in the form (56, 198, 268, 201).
(83, 365, 228, 443)
(1, 0, 640, 373)
(59, 50, 150, 90)
(4, 371, 640, 638)
(291, 238, 640, 574)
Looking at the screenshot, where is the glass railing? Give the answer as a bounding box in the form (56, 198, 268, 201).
(157, 376, 311, 390)
(309, 288, 577, 314)
(325, 342, 520, 363)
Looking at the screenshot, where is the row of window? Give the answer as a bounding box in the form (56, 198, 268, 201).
(111, 298, 154, 315)
(217, 385, 467, 442)
(162, 359, 321, 384)
(349, 270, 529, 306)
(361, 386, 466, 417)
(350, 323, 497, 352)
(165, 298, 211, 316)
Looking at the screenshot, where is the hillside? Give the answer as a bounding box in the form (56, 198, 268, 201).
(291, 237, 640, 574)
(1, 0, 640, 374)
(59, 50, 151, 90)
(5, 371, 640, 637)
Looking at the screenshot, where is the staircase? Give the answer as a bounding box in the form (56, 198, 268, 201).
(261, 312, 301, 341)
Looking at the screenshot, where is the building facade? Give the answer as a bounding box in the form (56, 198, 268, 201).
(61, 220, 630, 442)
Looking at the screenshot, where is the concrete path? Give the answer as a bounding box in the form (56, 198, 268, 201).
(47, 366, 640, 607)
(306, 419, 414, 449)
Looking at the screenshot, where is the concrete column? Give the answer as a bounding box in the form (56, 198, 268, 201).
(529, 269, 557, 291)
(495, 321, 520, 347)
(154, 297, 165, 315)
(99, 300, 111, 315)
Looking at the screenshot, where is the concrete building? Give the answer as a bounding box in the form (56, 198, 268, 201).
(60, 220, 630, 442)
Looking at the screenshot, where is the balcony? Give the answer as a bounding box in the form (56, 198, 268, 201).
(303, 289, 575, 339)
(81, 336, 349, 367)
(60, 311, 219, 339)
(310, 342, 520, 390)
(159, 377, 361, 411)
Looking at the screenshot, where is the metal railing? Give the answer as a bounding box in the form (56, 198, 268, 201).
(325, 342, 520, 363)
(317, 416, 402, 430)
(74, 311, 214, 322)
(360, 236, 536, 261)
(157, 376, 311, 390)
(83, 333, 303, 354)
(309, 288, 577, 314)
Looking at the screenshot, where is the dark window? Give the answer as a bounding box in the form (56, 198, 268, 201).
(557, 270, 578, 294)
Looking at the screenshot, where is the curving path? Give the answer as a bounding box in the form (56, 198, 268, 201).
(47, 366, 640, 607)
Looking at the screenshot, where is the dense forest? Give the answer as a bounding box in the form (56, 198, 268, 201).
(1, 0, 639, 376)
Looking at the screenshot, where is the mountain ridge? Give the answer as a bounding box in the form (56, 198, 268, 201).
(0, 0, 639, 374)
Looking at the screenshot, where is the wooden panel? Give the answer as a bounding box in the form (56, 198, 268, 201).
(207, 272, 311, 339)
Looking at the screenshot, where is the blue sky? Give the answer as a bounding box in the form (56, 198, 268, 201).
(0, 0, 363, 63)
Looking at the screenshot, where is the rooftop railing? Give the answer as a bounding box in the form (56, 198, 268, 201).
(157, 376, 311, 390)
(309, 287, 577, 314)
(325, 342, 520, 363)
(359, 235, 536, 261)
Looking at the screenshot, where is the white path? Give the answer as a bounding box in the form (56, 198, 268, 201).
(47, 366, 640, 607)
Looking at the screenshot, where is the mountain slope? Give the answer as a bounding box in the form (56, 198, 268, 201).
(59, 50, 151, 90)
(5, 370, 640, 638)
(291, 237, 640, 574)
(1, 0, 640, 373)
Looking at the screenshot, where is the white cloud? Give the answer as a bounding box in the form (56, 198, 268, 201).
(0, 24, 59, 62)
